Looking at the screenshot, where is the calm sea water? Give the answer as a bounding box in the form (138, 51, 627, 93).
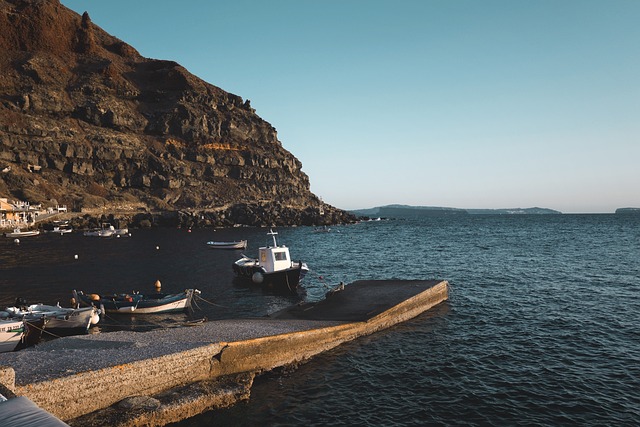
(1, 214, 639, 426)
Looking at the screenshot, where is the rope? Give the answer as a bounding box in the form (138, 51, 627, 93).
(23, 319, 62, 339)
(190, 296, 202, 311)
(100, 311, 164, 329)
(180, 317, 207, 327)
(194, 294, 226, 308)
(308, 268, 334, 290)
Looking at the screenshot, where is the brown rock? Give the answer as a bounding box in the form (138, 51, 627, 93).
(0, 0, 355, 225)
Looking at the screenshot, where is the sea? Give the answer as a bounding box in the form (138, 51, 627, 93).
(1, 214, 639, 426)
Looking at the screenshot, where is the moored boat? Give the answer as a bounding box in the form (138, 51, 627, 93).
(73, 289, 199, 314)
(113, 227, 130, 236)
(3, 228, 40, 238)
(3, 301, 100, 333)
(207, 240, 247, 250)
(0, 319, 24, 353)
(83, 223, 115, 237)
(43, 220, 73, 235)
(232, 229, 308, 294)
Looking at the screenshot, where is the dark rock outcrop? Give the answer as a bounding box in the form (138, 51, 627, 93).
(0, 0, 354, 225)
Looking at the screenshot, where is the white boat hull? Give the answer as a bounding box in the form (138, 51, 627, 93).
(4, 229, 40, 237)
(207, 240, 247, 249)
(74, 289, 198, 314)
(0, 319, 23, 353)
(115, 299, 189, 314)
(4, 305, 99, 332)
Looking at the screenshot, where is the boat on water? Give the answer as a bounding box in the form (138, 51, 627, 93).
(232, 229, 308, 294)
(2, 301, 100, 333)
(83, 223, 115, 237)
(0, 319, 24, 353)
(113, 227, 129, 236)
(43, 220, 73, 235)
(3, 228, 40, 238)
(73, 289, 199, 314)
(83, 223, 129, 237)
(207, 240, 247, 250)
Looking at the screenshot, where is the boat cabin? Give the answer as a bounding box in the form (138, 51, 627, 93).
(258, 246, 291, 273)
(257, 230, 292, 273)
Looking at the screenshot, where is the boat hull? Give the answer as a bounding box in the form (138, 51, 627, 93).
(38, 306, 97, 331)
(44, 227, 73, 234)
(207, 240, 247, 250)
(103, 298, 189, 314)
(4, 305, 99, 333)
(0, 319, 24, 352)
(73, 290, 197, 314)
(4, 230, 40, 237)
(83, 230, 114, 237)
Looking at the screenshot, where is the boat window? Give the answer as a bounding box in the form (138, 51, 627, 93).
(274, 251, 288, 261)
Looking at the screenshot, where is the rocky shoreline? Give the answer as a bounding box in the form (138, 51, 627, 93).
(40, 202, 358, 231)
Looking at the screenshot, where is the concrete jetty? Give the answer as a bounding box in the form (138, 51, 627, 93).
(0, 279, 449, 426)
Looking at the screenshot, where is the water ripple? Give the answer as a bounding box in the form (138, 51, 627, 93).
(2, 215, 640, 426)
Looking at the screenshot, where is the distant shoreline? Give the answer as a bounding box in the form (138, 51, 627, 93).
(351, 205, 640, 217)
(350, 205, 561, 217)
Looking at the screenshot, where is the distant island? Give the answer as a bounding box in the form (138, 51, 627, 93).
(350, 205, 562, 218)
(615, 208, 640, 215)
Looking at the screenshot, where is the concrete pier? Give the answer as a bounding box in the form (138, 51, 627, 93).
(0, 279, 449, 426)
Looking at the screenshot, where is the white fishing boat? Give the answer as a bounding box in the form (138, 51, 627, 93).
(3, 228, 40, 238)
(3, 302, 100, 332)
(207, 240, 247, 250)
(232, 229, 308, 294)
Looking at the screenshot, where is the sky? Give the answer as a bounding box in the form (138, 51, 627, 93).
(61, 0, 639, 213)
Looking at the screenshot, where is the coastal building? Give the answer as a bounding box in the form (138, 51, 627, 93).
(0, 198, 41, 229)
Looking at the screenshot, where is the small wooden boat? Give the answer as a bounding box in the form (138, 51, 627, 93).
(73, 289, 199, 314)
(232, 229, 308, 294)
(207, 240, 247, 250)
(3, 302, 100, 333)
(0, 319, 24, 353)
(3, 228, 40, 238)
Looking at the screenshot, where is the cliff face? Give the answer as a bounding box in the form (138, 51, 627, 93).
(0, 0, 350, 225)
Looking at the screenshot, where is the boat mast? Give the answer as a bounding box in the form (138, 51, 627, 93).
(267, 228, 278, 247)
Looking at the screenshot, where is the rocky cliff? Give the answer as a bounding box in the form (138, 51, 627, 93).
(0, 0, 354, 226)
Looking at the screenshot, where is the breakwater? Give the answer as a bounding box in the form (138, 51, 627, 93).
(0, 280, 449, 426)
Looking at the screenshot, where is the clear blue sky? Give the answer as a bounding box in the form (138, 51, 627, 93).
(62, 0, 639, 213)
